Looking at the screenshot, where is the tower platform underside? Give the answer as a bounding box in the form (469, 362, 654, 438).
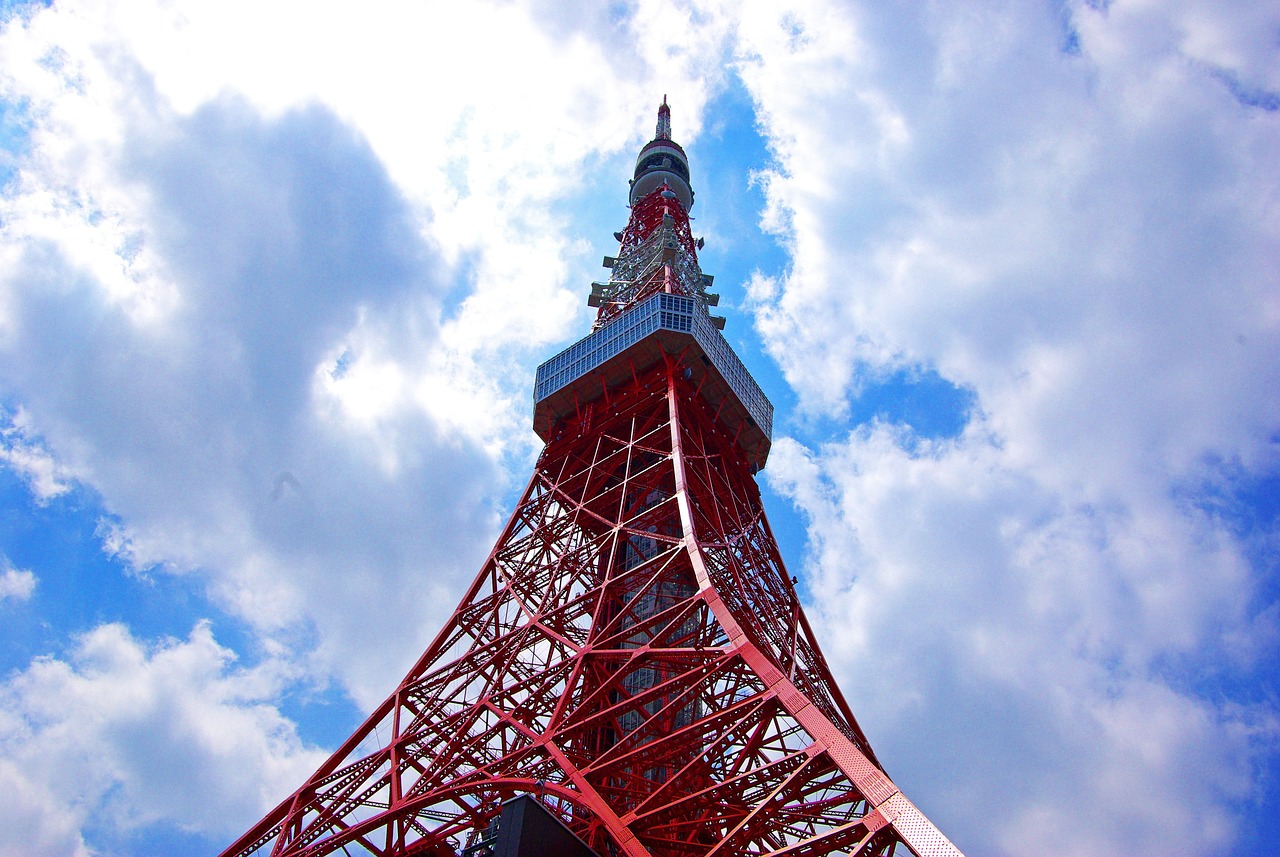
(534, 292, 773, 472)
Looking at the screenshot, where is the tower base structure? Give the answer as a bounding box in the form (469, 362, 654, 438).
(221, 358, 960, 857)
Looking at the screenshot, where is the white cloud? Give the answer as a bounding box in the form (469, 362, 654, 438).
(0, 760, 89, 857)
(0, 561, 35, 602)
(0, 85, 504, 699)
(767, 428, 1269, 854)
(0, 621, 328, 856)
(0, 409, 72, 502)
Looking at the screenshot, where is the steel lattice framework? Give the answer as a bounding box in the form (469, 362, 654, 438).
(220, 100, 962, 857)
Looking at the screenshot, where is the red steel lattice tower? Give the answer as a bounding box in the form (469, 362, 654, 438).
(221, 99, 963, 857)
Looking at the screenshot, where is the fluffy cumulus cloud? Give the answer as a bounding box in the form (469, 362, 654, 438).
(741, 1, 1280, 855)
(0, 621, 327, 856)
(0, 407, 72, 501)
(0, 559, 36, 601)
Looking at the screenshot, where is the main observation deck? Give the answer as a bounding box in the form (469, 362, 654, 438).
(533, 292, 773, 471)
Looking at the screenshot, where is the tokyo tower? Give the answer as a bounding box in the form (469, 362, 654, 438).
(221, 99, 963, 857)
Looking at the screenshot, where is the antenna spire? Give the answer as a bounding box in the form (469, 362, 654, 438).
(655, 95, 672, 140)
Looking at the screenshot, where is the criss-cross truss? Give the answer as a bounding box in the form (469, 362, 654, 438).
(591, 186, 717, 330)
(221, 357, 960, 857)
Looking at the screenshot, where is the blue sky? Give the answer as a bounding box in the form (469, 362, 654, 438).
(0, 2, 1277, 855)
